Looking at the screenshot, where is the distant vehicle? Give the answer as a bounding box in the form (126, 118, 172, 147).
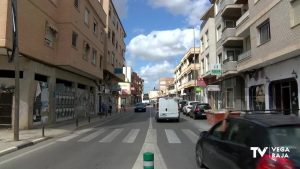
(183, 101, 200, 115)
(156, 97, 179, 122)
(134, 103, 146, 112)
(196, 114, 300, 169)
(142, 93, 150, 105)
(178, 100, 187, 113)
(189, 103, 211, 119)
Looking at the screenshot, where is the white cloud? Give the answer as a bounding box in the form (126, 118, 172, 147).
(127, 28, 200, 61)
(148, 0, 210, 25)
(138, 61, 175, 92)
(112, 0, 128, 18)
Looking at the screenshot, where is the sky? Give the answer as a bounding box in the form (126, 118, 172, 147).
(112, 0, 211, 93)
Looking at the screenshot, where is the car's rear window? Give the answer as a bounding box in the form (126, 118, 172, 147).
(190, 102, 199, 105)
(198, 104, 211, 109)
(136, 103, 144, 107)
(269, 126, 300, 149)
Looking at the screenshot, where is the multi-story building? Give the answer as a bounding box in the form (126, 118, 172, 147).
(174, 48, 201, 101)
(131, 72, 143, 104)
(101, 0, 126, 111)
(159, 77, 174, 97)
(201, 0, 300, 116)
(0, 0, 107, 128)
(199, 6, 222, 109)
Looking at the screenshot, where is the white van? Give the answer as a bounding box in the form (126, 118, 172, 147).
(156, 97, 179, 122)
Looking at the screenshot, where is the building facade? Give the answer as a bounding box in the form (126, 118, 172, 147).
(131, 72, 143, 104)
(199, 0, 300, 115)
(174, 48, 201, 101)
(0, 0, 127, 129)
(101, 0, 126, 114)
(159, 77, 175, 97)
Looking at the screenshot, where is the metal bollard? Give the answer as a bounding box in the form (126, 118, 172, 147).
(42, 125, 45, 137)
(143, 152, 154, 169)
(88, 116, 91, 123)
(76, 118, 79, 128)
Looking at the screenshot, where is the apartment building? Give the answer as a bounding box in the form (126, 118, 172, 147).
(235, 0, 300, 115)
(174, 48, 201, 101)
(101, 0, 126, 112)
(0, 0, 107, 128)
(199, 7, 222, 109)
(131, 72, 143, 104)
(159, 77, 175, 97)
(201, 0, 300, 115)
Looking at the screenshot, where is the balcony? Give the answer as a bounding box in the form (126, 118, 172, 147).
(236, 10, 249, 27)
(238, 50, 251, 61)
(221, 28, 243, 47)
(222, 59, 237, 74)
(185, 80, 197, 88)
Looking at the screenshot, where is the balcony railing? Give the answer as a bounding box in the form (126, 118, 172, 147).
(236, 10, 249, 27)
(221, 28, 236, 43)
(222, 60, 237, 73)
(219, 0, 236, 14)
(238, 50, 251, 61)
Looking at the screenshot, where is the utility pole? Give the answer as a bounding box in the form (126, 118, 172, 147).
(193, 27, 196, 101)
(11, 0, 20, 141)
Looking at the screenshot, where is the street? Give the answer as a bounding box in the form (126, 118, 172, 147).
(0, 107, 210, 169)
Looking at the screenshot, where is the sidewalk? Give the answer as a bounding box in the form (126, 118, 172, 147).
(0, 110, 130, 157)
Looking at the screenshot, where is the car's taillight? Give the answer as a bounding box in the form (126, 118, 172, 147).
(195, 108, 200, 112)
(257, 154, 294, 169)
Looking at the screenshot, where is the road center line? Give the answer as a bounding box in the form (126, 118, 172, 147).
(132, 107, 167, 169)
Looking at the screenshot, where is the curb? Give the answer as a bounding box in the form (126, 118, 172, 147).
(0, 111, 130, 157)
(0, 137, 49, 157)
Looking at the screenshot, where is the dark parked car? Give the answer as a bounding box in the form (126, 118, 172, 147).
(196, 114, 300, 169)
(134, 103, 146, 112)
(189, 103, 211, 119)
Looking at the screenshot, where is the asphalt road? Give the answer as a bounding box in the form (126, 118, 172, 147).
(0, 107, 209, 169)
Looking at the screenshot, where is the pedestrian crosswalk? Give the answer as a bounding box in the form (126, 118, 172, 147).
(56, 128, 199, 144)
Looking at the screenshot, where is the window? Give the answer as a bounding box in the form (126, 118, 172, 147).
(217, 25, 222, 41)
(201, 59, 205, 74)
(92, 49, 97, 65)
(290, 0, 300, 27)
(226, 88, 234, 108)
(72, 32, 78, 47)
(93, 20, 98, 34)
(205, 55, 209, 72)
(74, 0, 79, 8)
(84, 8, 89, 25)
(258, 19, 271, 44)
(99, 55, 103, 68)
(83, 41, 90, 60)
(200, 38, 204, 51)
(44, 21, 58, 47)
(205, 31, 209, 47)
(226, 50, 235, 61)
(112, 31, 115, 44)
(225, 20, 235, 28)
(217, 53, 222, 64)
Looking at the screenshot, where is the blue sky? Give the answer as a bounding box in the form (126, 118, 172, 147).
(112, 0, 210, 93)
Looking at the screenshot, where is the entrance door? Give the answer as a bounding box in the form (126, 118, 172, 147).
(282, 86, 291, 115)
(0, 93, 13, 127)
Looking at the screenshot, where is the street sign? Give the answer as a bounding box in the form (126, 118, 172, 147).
(211, 64, 221, 75)
(207, 85, 220, 91)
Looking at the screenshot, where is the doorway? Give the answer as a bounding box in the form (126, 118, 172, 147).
(269, 79, 298, 115)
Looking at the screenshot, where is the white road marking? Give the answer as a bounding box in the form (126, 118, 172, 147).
(57, 128, 94, 142)
(165, 129, 181, 143)
(182, 129, 198, 144)
(57, 134, 79, 142)
(99, 129, 123, 143)
(74, 128, 94, 135)
(132, 107, 167, 169)
(78, 129, 105, 142)
(122, 129, 140, 143)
